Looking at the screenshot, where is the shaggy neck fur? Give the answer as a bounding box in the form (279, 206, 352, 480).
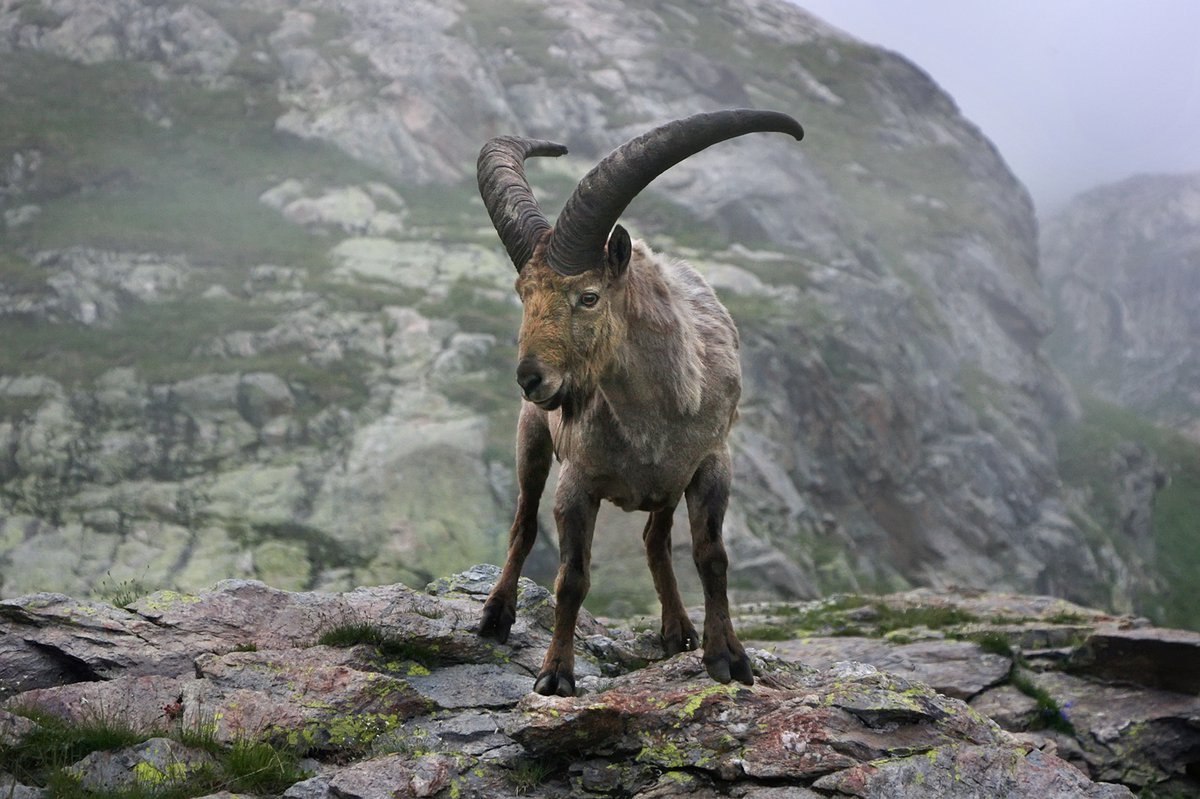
(553, 241, 707, 459)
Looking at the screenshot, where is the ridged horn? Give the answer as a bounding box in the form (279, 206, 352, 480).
(546, 109, 804, 275)
(477, 136, 569, 271)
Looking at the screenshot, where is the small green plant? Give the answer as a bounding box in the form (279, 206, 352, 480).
(1, 705, 307, 798)
(221, 738, 307, 794)
(317, 620, 443, 669)
(968, 631, 1015, 657)
(1044, 610, 1089, 625)
(94, 573, 153, 608)
(872, 604, 978, 633)
(0, 708, 158, 788)
(1010, 670, 1075, 736)
(737, 623, 798, 641)
(507, 756, 560, 795)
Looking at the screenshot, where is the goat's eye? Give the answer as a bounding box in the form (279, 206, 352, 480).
(578, 291, 600, 308)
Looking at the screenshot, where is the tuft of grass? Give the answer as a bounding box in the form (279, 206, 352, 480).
(317, 621, 443, 669)
(93, 573, 153, 608)
(968, 631, 1015, 658)
(317, 621, 390, 649)
(1009, 670, 1075, 736)
(872, 604, 978, 634)
(1, 706, 306, 798)
(507, 756, 562, 795)
(0, 709, 157, 788)
(221, 738, 307, 794)
(737, 623, 799, 642)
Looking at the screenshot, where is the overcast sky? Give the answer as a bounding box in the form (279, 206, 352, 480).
(794, 0, 1200, 215)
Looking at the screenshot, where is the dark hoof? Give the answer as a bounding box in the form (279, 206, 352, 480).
(662, 624, 700, 657)
(478, 599, 515, 644)
(534, 670, 576, 697)
(703, 651, 755, 686)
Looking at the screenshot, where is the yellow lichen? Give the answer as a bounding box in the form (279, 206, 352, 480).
(138, 590, 203, 611)
(133, 759, 189, 786)
(677, 683, 740, 720)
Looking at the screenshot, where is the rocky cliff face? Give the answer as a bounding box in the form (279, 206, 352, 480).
(0, 0, 1150, 613)
(7, 570, 1200, 797)
(1041, 172, 1200, 440)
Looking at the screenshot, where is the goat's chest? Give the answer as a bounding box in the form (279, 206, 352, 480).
(551, 405, 722, 512)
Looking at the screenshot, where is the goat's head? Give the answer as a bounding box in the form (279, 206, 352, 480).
(477, 109, 804, 411)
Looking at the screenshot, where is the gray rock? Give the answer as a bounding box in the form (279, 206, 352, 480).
(326, 752, 458, 799)
(0, 708, 39, 745)
(236, 372, 295, 428)
(758, 637, 1011, 699)
(1069, 623, 1200, 695)
(406, 663, 531, 709)
(812, 744, 1133, 798)
(969, 684, 1040, 730)
(186, 647, 432, 748)
(283, 775, 334, 799)
(0, 573, 1175, 796)
(6, 674, 184, 733)
(67, 737, 215, 793)
(1018, 670, 1200, 788)
(0, 776, 45, 799)
(9, 0, 239, 84)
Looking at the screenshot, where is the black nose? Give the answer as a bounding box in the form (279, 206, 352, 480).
(516, 358, 543, 397)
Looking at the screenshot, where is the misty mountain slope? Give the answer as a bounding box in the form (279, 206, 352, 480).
(1042, 173, 1200, 629)
(1042, 173, 1200, 436)
(0, 0, 1156, 616)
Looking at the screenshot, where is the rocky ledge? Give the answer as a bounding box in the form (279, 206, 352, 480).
(2, 568, 1197, 798)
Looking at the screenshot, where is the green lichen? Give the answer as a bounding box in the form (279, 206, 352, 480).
(286, 711, 405, 752)
(659, 770, 696, 786)
(635, 738, 689, 769)
(677, 683, 740, 720)
(137, 590, 203, 612)
(132, 758, 190, 786)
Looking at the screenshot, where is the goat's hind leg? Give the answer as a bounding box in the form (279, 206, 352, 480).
(479, 403, 552, 644)
(686, 449, 753, 686)
(643, 508, 699, 655)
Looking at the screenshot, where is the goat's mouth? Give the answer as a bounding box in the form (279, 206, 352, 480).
(528, 386, 565, 411)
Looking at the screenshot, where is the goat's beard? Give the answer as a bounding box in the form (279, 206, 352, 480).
(555, 376, 590, 423)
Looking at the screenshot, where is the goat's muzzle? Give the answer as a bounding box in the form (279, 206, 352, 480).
(516, 356, 564, 409)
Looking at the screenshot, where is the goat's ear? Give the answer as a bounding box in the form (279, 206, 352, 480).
(605, 224, 631, 279)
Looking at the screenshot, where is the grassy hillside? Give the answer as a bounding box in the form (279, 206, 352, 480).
(1056, 394, 1200, 630)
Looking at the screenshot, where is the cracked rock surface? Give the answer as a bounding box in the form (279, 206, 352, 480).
(6, 568, 1191, 797)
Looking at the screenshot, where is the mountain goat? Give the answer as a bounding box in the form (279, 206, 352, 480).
(475, 109, 804, 696)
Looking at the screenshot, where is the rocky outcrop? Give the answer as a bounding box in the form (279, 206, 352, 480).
(8, 568, 1195, 797)
(0, 0, 1158, 615)
(1042, 172, 1200, 438)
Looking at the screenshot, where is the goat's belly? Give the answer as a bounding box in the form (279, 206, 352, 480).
(610, 487, 676, 513)
(587, 463, 692, 513)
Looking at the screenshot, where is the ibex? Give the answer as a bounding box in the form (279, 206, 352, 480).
(475, 109, 804, 696)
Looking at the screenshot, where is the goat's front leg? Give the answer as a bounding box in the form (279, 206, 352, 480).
(480, 403, 553, 644)
(534, 467, 599, 697)
(686, 448, 754, 686)
(643, 507, 700, 655)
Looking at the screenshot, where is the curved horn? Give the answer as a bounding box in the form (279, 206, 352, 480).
(477, 136, 569, 271)
(546, 109, 804, 275)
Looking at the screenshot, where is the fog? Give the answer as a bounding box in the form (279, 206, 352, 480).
(796, 0, 1200, 215)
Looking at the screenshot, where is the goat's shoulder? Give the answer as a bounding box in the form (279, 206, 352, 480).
(627, 241, 734, 329)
